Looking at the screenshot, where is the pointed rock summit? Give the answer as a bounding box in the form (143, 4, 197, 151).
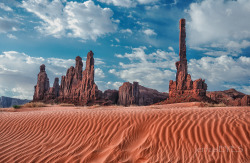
(33, 51, 100, 105)
(79, 51, 100, 105)
(33, 64, 50, 101)
(168, 19, 208, 102)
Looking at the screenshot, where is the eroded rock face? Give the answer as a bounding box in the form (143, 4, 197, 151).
(33, 51, 100, 105)
(33, 64, 50, 101)
(139, 85, 168, 106)
(32, 51, 169, 106)
(118, 82, 139, 106)
(59, 56, 83, 103)
(79, 51, 100, 105)
(168, 19, 208, 102)
(103, 89, 119, 104)
(117, 82, 167, 106)
(207, 89, 249, 106)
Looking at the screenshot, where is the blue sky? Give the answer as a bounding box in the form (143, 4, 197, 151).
(0, 0, 249, 99)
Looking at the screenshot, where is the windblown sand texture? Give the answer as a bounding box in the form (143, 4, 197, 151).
(0, 103, 249, 162)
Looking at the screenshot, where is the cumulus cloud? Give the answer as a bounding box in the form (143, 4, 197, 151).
(95, 68, 105, 79)
(97, 0, 158, 7)
(96, 81, 123, 91)
(21, 0, 117, 40)
(187, 0, 250, 53)
(0, 51, 106, 99)
(110, 47, 178, 92)
(110, 47, 250, 94)
(188, 55, 250, 93)
(143, 29, 157, 36)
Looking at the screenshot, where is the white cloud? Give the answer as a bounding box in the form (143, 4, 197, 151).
(0, 51, 106, 99)
(0, 3, 13, 12)
(21, 0, 117, 41)
(187, 0, 250, 53)
(97, 0, 158, 7)
(95, 68, 105, 79)
(120, 28, 133, 34)
(97, 0, 136, 8)
(115, 38, 120, 42)
(0, 17, 19, 33)
(189, 55, 250, 92)
(168, 46, 174, 51)
(7, 34, 17, 39)
(137, 0, 158, 4)
(110, 47, 178, 92)
(110, 47, 250, 94)
(143, 29, 157, 36)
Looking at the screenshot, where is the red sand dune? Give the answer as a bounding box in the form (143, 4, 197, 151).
(0, 103, 249, 162)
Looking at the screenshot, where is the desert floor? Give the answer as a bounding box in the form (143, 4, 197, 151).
(0, 103, 249, 163)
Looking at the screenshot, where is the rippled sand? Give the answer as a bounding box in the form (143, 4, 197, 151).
(0, 103, 249, 162)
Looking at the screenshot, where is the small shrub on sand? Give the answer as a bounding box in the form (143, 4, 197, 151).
(22, 102, 47, 108)
(13, 105, 21, 109)
(59, 103, 75, 107)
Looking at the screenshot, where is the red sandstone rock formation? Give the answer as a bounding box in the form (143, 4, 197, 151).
(139, 85, 168, 106)
(32, 49, 175, 106)
(45, 77, 60, 100)
(59, 56, 83, 103)
(168, 19, 208, 102)
(207, 88, 249, 106)
(118, 82, 139, 106)
(33, 64, 50, 101)
(58, 51, 100, 105)
(33, 51, 100, 105)
(117, 82, 167, 106)
(79, 51, 100, 105)
(103, 89, 119, 104)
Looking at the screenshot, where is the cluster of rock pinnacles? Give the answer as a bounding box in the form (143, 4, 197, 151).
(33, 19, 249, 106)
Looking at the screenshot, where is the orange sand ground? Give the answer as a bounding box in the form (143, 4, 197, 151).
(0, 103, 249, 163)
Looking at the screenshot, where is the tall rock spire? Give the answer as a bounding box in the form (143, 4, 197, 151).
(80, 50, 99, 105)
(168, 18, 207, 102)
(33, 64, 50, 101)
(179, 19, 186, 61)
(176, 19, 188, 90)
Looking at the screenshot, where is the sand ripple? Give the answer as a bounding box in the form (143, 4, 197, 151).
(0, 104, 249, 162)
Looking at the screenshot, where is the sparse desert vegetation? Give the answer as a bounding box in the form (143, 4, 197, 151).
(21, 102, 47, 108)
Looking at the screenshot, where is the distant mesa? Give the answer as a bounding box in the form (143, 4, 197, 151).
(33, 51, 167, 106)
(33, 19, 249, 106)
(207, 89, 250, 106)
(0, 96, 30, 108)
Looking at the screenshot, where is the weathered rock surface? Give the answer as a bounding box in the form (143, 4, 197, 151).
(168, 19, 208, 103)
(118, 82, 139, 106)
(117, 82, 167, 106)
(59, 56, 83, 104)
(103, 89, 119, 104)
(32, 51, 171, 106)
(79, 51, 100, 105)
(0, 96, 30, 108)
(33, 64, 50, 101)
(33, 51, 100, 105)
(139, 85, 168, 106)
(207, 89, 249, 106)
